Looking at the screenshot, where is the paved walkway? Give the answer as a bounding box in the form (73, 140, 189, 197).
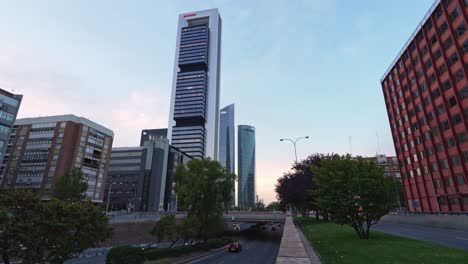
(276, 216, 321, 264)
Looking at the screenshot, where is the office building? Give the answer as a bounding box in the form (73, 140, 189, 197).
(0, 89, 22, 163)
(238, 125, 255, 209)
(167, 9, 222, 160)
(105, 139, 192, 212)
(0, 115, 113, 202)
(381, 0, 468, 212)
(219, 104, 235, 207)
(140, 128, 167, 146)
(364, 154, 401, 180)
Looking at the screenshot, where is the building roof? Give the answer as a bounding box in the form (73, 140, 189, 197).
(15, 114, 114, 136)
(381, 0, 440, 81)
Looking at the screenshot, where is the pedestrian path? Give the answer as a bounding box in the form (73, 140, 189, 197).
(276, 215, 321, 264)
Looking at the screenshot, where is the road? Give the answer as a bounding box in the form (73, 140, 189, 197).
(192, 224, 283, 264)
(373, 222, 468, 251)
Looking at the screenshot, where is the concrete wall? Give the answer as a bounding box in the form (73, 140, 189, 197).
(380, 214, 468, 231)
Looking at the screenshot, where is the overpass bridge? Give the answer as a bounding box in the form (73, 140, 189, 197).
(107, 211, 286, 224)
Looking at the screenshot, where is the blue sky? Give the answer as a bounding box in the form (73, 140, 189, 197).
(0, 0, 435, 203)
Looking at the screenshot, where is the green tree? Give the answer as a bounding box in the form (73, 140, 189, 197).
(311, 154, 397, 239)
(0, 190, 112, 263)
(177, 216, 200, 244)
(52, 168, 87, 202)
(265, 201, 281, 211)
(174, 159, 235, 242)
(151, 215, 178, 246)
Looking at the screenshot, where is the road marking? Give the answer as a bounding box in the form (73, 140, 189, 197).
(455, 237, 468, 241)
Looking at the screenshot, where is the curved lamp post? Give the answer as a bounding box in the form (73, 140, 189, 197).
(280, 136, 309, 163)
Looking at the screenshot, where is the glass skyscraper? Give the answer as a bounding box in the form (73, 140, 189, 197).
(168, 9, 222, 160)
(219, 104, 235, 207)
(238, 125, 255, 209)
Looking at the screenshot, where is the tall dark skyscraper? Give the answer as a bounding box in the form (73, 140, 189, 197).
(381, 0, 468, 212)
(168, 9, 222, 160)
(238, 125, 255, 209)
(219, 104, 235, 207)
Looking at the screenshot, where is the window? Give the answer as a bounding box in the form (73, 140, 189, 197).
(432, 88, 441, 99)
(428, 147, 434, 156)
(447, 52, 459, 67)
(428, 73, 436, 84)
(442, 120, 450, 131)
(436, 142, 444, 153)
(434, 179, 442, 189)
(444, 176, 453, 187)
(437, 104, 446, 115)
(434, 6, 443, 20)
(439, 21, 448, 35)
(431, 162, 439, 172)
(444, 37, 453, 51)
(443, 0, 453, 8)
(440, 159, 449, 170)
(456, 23, 466, 38)
(451, 6, 461, 22)
(446, 137, 456, 148)
(451, 155, 461, 166)
(453, 114, 463, 125)
(449, 197, 457, 205)
(428, 111, 435, 121)
(448, 96, 457, 107)
(420, 82, 428, 91)
(463, 40, 468, 55)
(461, 87, 468, 100)
(454, 69, 464, 83)
(438, 196, 447, 205)
(456, 175, 466, 185)
(437, 64, 447, 76)
(443, 80, 453, 92)
(424, 96, 431, 106)
(423, 60, 432, 70)
(464, 151, 468, 163)
(434, 49, 442, 60)
(458, 132, 468, 143)
(430, 35, 438, 46)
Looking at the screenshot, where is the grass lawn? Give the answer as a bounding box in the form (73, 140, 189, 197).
(295, 217, 468, 264)
(145, 259, 173, 264)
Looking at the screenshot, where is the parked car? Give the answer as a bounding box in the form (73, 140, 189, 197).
(228, 242, 242, 253)
(138, 243, 157, 250)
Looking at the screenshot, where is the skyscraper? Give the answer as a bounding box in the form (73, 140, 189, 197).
(168, 9, 222, 160)
(381, 0, 468, 212)
(238, 125, 255, 209)
(140, 128, 167, 146)
(0, 88, 22, 167)
(219, 104, 235, 207)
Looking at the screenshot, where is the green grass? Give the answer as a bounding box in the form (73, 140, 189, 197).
(295, 217, 468, 264)
(144, 259, 172, 264)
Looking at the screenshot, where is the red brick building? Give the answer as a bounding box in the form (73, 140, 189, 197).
(381, 0, 468, 212)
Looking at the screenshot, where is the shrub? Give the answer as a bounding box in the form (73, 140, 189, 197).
(144, 245, 194, 260)
(294, 217, 322, 227)
(220, 236, 233, 245)
(207, 238, 225, 248)
(106, 246, 145, 264)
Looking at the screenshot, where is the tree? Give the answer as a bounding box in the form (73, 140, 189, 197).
(173, 159, 235, 242)
(311, 155, 397, 239)
(151, 215, 178, 247)
(0, 190, 112, 263)
(265, 201, 281, 211)
(275, 155, 321, 216)
(52, 168, 87, 202)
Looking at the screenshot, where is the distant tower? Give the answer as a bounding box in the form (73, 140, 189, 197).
(167, 9, 222, 160)
(219, 104, 235, 207)
(238, 125, 255, 209)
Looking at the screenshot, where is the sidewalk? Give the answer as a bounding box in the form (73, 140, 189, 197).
(276, 216, 321, 264)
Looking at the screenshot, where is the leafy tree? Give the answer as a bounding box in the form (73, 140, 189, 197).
(174, 159, 235, 242)
(311, 154, 397, 239)
(0, 190, 112, 263)
(265, 201, 281, 211)
(151, 215, 179, 247)
(106, 246, 144, 264)
(275, 155, 321, 216)
(52, 168, 87, 202)
(177, 216, 200, 245)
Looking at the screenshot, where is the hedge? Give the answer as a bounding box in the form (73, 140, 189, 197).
(106, 245, 145, 264)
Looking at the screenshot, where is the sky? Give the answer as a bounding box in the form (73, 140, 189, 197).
(0, 0, 435, 204)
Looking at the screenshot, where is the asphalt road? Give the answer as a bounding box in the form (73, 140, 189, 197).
(373, 222, 468, 251)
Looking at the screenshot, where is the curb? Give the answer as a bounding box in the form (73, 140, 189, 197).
(295, 223, 323, 264)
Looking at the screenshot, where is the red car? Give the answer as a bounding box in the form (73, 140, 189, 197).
(228, 242, 242, 253)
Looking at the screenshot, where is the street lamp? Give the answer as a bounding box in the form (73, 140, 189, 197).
(280, 136, 309, 163)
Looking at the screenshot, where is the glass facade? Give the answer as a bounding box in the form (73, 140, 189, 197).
(219, 104, 235, 207)
(238, 125, 255, 209)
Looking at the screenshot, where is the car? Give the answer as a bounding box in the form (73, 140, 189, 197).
(228, 242, 242, 253)
(138, 243, 157, 250)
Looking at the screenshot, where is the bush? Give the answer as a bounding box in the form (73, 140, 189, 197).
(106, 246, 145, 264)
(220, 236, 233, 245)
(294, 217, 322, 227)
(144, 245, 194, 260)
(207, 238, 226, 248)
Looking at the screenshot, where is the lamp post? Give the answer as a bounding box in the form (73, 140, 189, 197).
(280, 136, 309, 163)
(105, 181, 117, 214)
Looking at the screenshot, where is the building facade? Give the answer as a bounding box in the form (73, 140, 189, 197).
(0, 115, 113, 202)
(219, 104, 235, 207)
(238, 125, 255, 209)
(167, 9, 222, 160)
(381, 0, 468, 212)
(364, 154, 401, 180)
(105, 139, 192, 212)
(140, 128, 167, 146)
(0, 89, 22, 163)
